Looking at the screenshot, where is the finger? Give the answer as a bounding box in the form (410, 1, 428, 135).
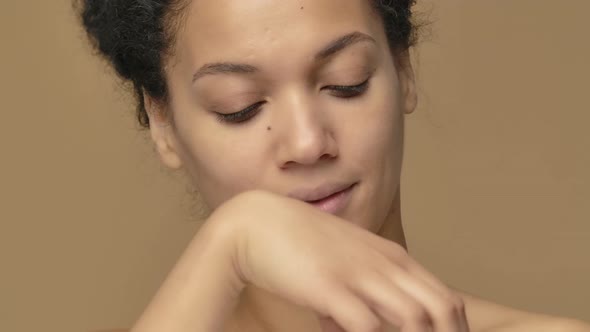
(368, 239, 469, 331)
(353, 271, 433, 332)
(317, 316, 346, 332)
(319, 285, 382, 332)
(381, 263, 467, 332)
(402, 257, 460, 303)
(404, 261, 469, 331)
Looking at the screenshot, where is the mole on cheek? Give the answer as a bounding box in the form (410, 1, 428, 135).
(267, 126, 272, 131)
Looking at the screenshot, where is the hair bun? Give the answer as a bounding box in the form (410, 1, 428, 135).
(77, 0, 166, 82)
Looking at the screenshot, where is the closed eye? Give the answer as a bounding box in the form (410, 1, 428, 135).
(323, 77, 371, 98)
(215, 101, 265, 124)
(215, 77, 371, 125)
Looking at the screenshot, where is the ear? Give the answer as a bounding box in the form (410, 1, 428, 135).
(143, 92, 183, 170)
(396, 52, 418, 115)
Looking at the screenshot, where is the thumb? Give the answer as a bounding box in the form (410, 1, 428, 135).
(317, 316, 346, 332)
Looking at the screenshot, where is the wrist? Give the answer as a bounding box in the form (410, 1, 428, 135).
(193, 211, 248, 292)
(207, 190, 269, 287)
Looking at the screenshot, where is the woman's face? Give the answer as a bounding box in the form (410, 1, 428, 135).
(148, 0, 417, 233)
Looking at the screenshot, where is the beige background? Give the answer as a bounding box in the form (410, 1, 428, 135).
(1, 1, 588, 331)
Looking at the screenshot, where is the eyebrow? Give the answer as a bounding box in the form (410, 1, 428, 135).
(314, 31, 376, 61)
(192, 31, 377, 83)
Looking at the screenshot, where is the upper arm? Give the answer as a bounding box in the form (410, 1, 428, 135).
(530, 318, 590, 332)
(456, 290, 590, 332)
(456, 290, 532, 331)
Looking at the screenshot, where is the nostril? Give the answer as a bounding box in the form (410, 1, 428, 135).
(320, 153, 336, 161)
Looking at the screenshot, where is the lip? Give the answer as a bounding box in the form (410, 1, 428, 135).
(288, 182, 357, 214)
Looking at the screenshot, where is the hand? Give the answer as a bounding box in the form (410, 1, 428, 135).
(212, 190, 470, 332)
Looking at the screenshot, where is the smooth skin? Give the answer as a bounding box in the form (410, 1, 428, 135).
(98, 0, 590, 331)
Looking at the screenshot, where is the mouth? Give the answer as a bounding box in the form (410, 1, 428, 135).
(288, 182, 357, 215)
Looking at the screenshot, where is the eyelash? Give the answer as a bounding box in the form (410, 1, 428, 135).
(215, 101, 265, 124)
(323, 77, 371, 99)
(215, 77, 371, 124)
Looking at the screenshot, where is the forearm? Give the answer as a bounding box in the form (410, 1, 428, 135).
(130, 219, 245, 332)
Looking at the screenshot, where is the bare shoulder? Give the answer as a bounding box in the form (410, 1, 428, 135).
(457, 290, 590, 331)
(493, 316, 590, 332)
(517, 318, 590, 332)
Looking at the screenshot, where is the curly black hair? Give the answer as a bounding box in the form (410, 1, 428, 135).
(75, 0, 419, 129)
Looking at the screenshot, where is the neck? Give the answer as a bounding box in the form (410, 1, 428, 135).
(226, 187, 406, 332)
(377, 185, 407, 249)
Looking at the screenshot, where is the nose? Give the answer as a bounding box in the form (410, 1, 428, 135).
(275, 94, 339, 168)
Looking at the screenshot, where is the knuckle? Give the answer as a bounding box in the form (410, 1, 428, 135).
(391, 251, 410, 269)
(438, 302, 457, 318)
(388, 243, 408, 259)
(404, 305, 431, 325)
(454, 296, 466, 313)
(316, 272, 340, 291)
(436, 295, 466, 319)
(357, 317, 382, 332)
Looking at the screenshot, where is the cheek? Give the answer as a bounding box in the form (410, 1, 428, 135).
(345, 76, 404, 171)
(169, 111, 266, 208)
(346, 85, 404, 232)
(166, 84, 271, 208)
(183, 137, 267, 208)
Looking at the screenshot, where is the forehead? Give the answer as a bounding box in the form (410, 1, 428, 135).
(173, 0, 383, 72)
